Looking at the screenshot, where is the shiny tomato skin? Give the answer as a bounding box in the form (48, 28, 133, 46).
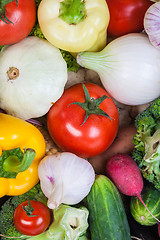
(47, 83, 119, 158)
(106, 0, 153, 37)
(0, 0, 36, 45)
(13, 200, 51, 236)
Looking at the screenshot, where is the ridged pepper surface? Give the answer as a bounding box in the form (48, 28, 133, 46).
(38, 0, 110, 53)
(0, 113, 46, 197)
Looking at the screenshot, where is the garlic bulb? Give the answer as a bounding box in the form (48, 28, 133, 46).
(38, 152, 95, 209)
(0, 36, 68, 120)
(144, 2, 160, 49)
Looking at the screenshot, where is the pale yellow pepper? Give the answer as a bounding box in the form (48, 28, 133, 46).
(0, 113, 46, 197)
(38, 0, 110, 53)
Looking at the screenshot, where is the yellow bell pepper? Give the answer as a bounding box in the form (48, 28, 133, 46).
(38, 0, 110, 53)
(0, 113, 46, 197)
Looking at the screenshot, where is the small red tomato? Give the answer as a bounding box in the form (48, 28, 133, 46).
(13, 200, 51, 236)
(47, 83, 119, 158)
(0, 0, 36, 45)
(106, 0, 153, 37)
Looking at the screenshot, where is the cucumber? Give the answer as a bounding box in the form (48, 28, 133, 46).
(86, 175, 131, 240)
(130, 184, 160, 226)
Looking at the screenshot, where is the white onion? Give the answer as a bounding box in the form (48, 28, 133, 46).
(77, 33, 160, 106)
(0, 36, 68, 120)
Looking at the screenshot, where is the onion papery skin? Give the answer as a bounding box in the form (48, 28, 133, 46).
(77, 33, 160, 106)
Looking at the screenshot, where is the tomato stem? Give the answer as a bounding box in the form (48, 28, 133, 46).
(22, 200, 38, 217)
(0, 0, 18, 24)
(68, 84, 112, 125)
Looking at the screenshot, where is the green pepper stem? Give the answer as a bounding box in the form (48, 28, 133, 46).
(59, 0, 86, 25)
(3, 148, 36, 173)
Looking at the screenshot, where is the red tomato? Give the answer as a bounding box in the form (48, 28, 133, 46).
(47, 83, 119, 158)
(0, 0, 36, 45)
(106, 0, 153, 37)
(13, 200, 51, 236)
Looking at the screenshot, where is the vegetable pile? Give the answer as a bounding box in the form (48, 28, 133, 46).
(0, 0, 160, 239)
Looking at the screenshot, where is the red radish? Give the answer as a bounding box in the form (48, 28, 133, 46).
(106, 153, 160, 223)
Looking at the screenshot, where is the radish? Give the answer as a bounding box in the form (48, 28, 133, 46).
(106, 153, 160, 223)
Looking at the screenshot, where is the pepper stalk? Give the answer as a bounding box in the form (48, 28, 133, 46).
(3, 148, 36, 174)
(59, 0, 86, 25)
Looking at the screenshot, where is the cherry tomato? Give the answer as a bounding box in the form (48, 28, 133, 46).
(47, 83, 119, 158)
(13, 200, 51, 236)
(0, 0, 36, 45)
(106, 0, 153, 37)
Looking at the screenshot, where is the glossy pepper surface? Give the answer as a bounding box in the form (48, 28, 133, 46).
(0, 113, 46, 197)
(38, 0, 110, 53)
